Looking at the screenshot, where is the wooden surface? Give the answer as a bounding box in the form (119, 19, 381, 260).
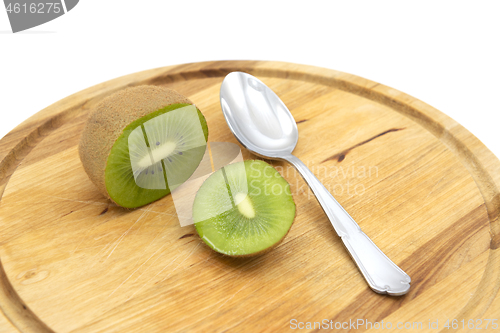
(0, 61, 499, 332)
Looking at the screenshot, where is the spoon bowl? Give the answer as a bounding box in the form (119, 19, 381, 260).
(220, 72, 298, 157)
(220, 71, 411, 296)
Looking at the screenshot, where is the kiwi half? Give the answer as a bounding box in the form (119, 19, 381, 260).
(193, 160, 296, 257)
(79, 85, 208, 208)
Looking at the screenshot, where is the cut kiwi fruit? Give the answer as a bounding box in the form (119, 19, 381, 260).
(79, 85, 208, 208)
(193, 160, 296, 257)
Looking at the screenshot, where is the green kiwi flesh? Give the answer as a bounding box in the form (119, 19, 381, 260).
(193, 160, 296, 256)
(105, 104, 208, 208)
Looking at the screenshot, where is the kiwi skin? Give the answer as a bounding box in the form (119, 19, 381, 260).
(79, 85, 208, 207)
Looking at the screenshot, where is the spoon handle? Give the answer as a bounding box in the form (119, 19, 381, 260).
(284, 154, 411, 296)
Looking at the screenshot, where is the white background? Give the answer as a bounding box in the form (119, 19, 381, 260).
(1, 1, 499, 157)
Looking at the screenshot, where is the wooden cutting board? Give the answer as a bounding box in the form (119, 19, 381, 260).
(0, 61, 499, 333)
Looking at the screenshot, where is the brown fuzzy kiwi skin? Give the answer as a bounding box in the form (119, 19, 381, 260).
(78, 85, 193, 205)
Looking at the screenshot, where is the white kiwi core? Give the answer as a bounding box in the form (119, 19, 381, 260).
(234, 192, 255, 219)
(137, 141, 176, 168)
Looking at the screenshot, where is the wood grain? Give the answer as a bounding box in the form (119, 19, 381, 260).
(0, 61, 498, 332)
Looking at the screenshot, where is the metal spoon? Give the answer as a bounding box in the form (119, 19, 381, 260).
(220, 71, 411, 296)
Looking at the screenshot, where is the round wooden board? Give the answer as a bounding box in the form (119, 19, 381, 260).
(0, 61, 499, 333)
